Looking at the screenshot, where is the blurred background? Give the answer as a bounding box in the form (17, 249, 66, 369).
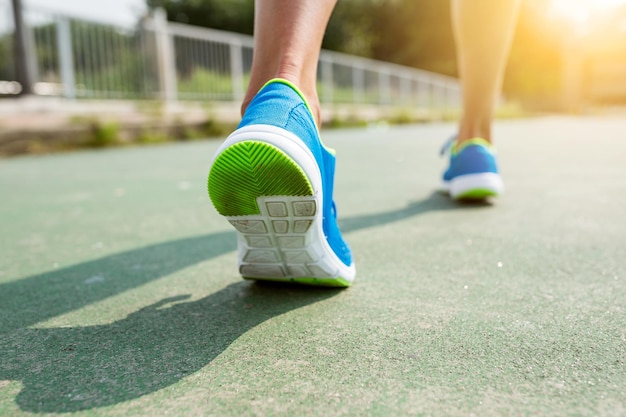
(1, 0, 626, 154)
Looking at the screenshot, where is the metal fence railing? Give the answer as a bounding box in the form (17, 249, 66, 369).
(0, 0, 17, 93)
(0, 2, 462, 112)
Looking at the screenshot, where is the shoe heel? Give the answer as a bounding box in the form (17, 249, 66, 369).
(208, 140, 313, 216)
(449, 173, 503, 200)
(208, 128, 355, 287)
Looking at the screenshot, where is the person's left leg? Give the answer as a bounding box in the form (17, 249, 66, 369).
(442, 0, 521, 200)
(453, 0, 521, 144)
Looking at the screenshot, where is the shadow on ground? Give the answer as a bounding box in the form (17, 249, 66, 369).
(0, 192, 490, 412)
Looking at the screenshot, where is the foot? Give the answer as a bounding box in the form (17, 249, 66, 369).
(207, 79, 355, 287)
(441, 137, 503, 200)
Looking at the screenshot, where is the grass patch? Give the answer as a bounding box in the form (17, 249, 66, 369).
(137, 130, 169, 144)
(88, 121, 120, 147)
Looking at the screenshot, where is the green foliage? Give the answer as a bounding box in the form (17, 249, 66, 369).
(176, 69, 234, 98)
(146, 0, 254, 35)
(137, 130, 169, 144)
(69, 22, 148, 97)
(6, 0, 591, 109)
(88, 122, 120, 147)
(324, 0, 381, 57)
(23, 20, 150, 97)
(181, 127, 204, 140)
(369, 0, 457, 76)
(27, 23, 59, 80)
(388, 110, 416, 125)
(0, 34, 15, 81)
(201, 118, 237, 138)
(324, 116, 368, 129)
(147, 0, 584, 108)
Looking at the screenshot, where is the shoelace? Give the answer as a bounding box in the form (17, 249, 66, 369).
(439, 134, 457, 157)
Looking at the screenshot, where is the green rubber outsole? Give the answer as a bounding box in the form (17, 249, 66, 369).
(244, 276, 351, 288)
(454, 188, 498, 200)
(208, 141, 314, 216)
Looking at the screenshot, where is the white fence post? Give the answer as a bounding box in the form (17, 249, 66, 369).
(229, 40, 244, 102)
(56, 17, 75, 99)
(378, 68, 390, 105)
(14, 4, 462, 111)
(320, 55, 334, 103)
(399, 73, 410, 105)
(353, 64, 364, 103)
(153, 8, 177, 103)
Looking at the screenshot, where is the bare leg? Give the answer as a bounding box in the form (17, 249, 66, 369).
(208, 0, 356, 286)
(242, 0, 337, 127)
(452, 0, 521, 143)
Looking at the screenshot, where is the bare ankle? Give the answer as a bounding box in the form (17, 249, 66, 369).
(457, 119, 492, 143)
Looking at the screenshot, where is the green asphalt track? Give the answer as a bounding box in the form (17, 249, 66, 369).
(0, 116, 624, 416)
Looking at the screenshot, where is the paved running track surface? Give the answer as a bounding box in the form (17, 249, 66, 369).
(0, 116, 624, 416)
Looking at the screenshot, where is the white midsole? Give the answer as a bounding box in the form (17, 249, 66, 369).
(443, 172, 503, 198)
(212, 124, 356, 282)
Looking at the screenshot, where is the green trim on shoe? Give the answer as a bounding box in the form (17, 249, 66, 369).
(455, 188, 498, 200)
(244, 276, 352, 288)
(208, 140, 314, 216)
(452, 137, 493, 155)
(261, 78, 316, 129)
(260, 78, 337, 156)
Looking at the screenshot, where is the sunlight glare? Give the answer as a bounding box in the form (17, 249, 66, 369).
(550, 0, 626, 23)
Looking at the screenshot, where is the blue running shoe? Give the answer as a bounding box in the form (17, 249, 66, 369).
(441, 137, 503, 200)
(207, 79, 355, 287)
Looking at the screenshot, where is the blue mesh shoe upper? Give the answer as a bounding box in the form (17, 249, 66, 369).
(443, 139, 499, 182)
(239, 79, 353, 267)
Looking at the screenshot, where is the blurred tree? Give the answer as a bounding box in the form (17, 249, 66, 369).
(324, 0, 380, 57)
(325, 0, 457, 77)
(0, 34, 15, 81)
(144, 0, 454, 73)
(369, 0, 456, 76)
(144, 0, 574, 108)
(146, 0, 383, 58)
(146, 0, 255, 35)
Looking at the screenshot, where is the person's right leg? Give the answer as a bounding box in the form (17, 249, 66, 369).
(243, 0, 337, 128)
(207, 0, 355, 287)
(443, 0, 521, 199)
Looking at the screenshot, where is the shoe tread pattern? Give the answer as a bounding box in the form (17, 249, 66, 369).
(208, 141, 313, 216)
(208, 140, 349, 287)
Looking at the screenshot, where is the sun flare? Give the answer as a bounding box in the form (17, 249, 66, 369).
(550, 0, 626, 23)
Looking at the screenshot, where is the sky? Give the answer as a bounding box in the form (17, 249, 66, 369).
(23, 0, 147, 26)
(3, 0, 626, 33)
(550, 0, 626, 22)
